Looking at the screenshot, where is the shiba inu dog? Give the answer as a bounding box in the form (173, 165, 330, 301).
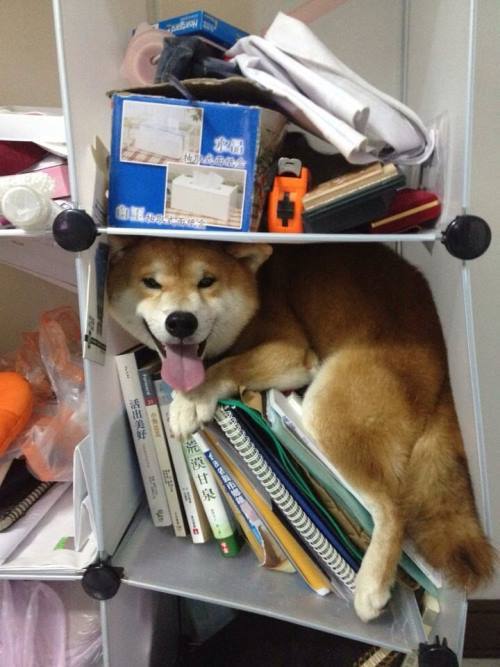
(107, 237, 494, 622)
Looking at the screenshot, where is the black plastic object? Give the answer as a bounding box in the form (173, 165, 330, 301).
(52, 209, 98, 252)
(81, 560, 124, 600)
(418, 637, 459, 667)
(442, 215, 491, 260)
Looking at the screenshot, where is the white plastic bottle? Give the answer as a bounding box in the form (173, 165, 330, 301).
(0, 171, 59, 231)
(1, 185, 61, 231)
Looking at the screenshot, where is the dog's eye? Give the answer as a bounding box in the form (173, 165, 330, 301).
(198, 276, 216, 289)
(142, 277, 162, 289)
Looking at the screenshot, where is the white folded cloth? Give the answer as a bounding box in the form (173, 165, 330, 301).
(228, 12, 434, 165)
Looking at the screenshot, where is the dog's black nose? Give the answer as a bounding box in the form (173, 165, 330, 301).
(165, 311, 198, 339)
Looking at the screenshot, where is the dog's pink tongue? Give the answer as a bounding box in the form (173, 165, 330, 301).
(161, 344, 205, 392)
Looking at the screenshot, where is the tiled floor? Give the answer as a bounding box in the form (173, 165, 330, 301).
(463, 660, 500, 666)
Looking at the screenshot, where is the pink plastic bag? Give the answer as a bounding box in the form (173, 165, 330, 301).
(0, 581, 102, 667)
(0, 581, 67, 667)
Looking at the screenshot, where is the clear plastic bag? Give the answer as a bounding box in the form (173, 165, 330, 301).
(0, 581, 102, 667)
(0, 306, 87, 481)
(20, 307, 87, 482)
(54, 582, 103, 667)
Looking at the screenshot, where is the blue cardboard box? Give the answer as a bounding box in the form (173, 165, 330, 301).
(108, 86, 286, 233)
(155, 11, 247, 49)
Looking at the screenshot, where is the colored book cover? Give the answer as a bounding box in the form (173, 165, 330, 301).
(200, 427, 294, 573)
(206, 424, 331, 596)
(266, 389, 442, 596)
(215, 404, 356, 594)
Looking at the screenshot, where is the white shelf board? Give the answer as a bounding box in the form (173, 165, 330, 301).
(0, 227, 442, 244)
(0, 571, 83, 581)
(101, 227, 441, 244)
(0, 229, 53, 238)
(116, 507, 427, 654)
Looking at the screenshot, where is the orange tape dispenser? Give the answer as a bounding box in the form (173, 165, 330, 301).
(267, 158, 310, 233)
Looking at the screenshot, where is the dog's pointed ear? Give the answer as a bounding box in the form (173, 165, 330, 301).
(108, 235, 141, 264)
(224, 243, 273, 273)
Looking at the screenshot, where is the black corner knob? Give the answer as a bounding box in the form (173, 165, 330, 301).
(81, 561, 124, 600)
(52, 209, 98, 252)
(418, 636, 458, 667)
(442, 215, 491, 260)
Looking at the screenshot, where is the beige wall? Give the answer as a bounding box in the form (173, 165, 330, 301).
(0, 1, 75, 356)
(0, 0, 60, 107)
(0, 264, 78, 357)
(154, 0, 403, 96)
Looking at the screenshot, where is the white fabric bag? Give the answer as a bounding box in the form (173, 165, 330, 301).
(228, 12, 434, 165)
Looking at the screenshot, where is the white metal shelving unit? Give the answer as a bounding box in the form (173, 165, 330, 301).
(100, 227, 442, 244)
(1, 0, 494, 664)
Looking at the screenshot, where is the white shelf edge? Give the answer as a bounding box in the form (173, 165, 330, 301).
(115, 507, 425, 654)
(0, 229, 54, 238)
(0, 227, 442, 244)
(100, 227, 441, 244)
(0, 570, 84, 581)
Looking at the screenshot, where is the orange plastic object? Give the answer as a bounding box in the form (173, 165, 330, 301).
(0, 372, 34, 454)
(267, 167, 310, 233)
(21, 404, 86, 482)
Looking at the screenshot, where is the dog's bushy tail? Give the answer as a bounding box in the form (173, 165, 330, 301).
(404, 382, 496, 590)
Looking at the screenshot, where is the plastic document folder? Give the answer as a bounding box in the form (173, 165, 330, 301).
(0, 437, 97, 575)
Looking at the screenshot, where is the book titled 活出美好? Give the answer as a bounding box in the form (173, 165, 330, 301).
(115, 346, 171, 528)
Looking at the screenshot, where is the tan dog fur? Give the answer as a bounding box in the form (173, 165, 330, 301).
(107, 238, 495, 622)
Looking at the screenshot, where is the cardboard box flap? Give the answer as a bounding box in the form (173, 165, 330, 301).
(109, 76, 278, 111)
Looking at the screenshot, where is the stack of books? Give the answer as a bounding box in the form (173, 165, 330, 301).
(302, 162, 406, 234)
(115, 346, 242, 557)
(116, 345, 442, 602)
(301, 162, 442, 235)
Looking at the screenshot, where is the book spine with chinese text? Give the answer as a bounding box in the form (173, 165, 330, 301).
(115, 349, 171, 527)
(200, 427, 295, 572)
(138, 366, 187, 537)
(154, 379, 211, 543)
(185, 432, 241, 557)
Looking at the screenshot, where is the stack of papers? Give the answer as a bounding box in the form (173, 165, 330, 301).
(0, 438, 98, 576)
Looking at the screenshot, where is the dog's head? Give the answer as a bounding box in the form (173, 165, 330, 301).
(107, 237, 272, 392)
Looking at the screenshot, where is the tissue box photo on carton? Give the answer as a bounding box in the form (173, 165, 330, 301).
(108, 86, 286, 233)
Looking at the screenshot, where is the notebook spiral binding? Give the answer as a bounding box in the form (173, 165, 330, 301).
(0, 481, 54, 531)
(215, 406, 357, 591)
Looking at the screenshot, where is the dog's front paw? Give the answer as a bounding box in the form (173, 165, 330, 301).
(354, 566, 391, 623)
(169, 391, 218, 442)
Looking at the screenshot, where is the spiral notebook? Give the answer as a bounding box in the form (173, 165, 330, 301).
(0, 459, 54, 532)
(214, 403, 357, 593)
(231, 404, 360, 571)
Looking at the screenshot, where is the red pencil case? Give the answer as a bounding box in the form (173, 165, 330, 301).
(369, 188, 441, 233)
